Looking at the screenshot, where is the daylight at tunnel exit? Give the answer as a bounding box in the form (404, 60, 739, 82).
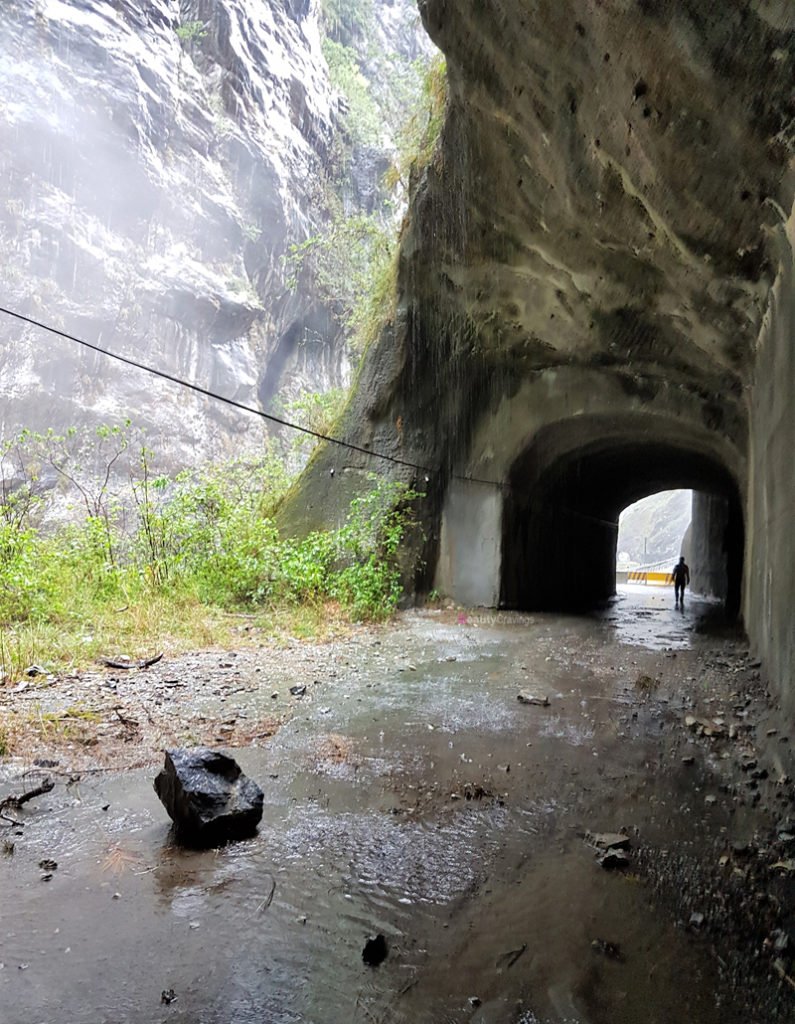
(0, 2, 794, 1023)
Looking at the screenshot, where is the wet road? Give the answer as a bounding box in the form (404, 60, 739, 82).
(0, 589, 785, 1023)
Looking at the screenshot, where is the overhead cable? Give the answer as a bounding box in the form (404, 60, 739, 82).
(0, 303, 502, 488)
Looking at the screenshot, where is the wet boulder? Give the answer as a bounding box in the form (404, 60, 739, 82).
(154, 748, 263, 846)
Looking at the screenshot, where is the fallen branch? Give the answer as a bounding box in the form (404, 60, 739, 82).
(0, 777, 55, 811)
(255, 875, 276, 914)
(496, 943, 527, 970)
(100, 653, 163, 670)
(114, 707, 139, 728)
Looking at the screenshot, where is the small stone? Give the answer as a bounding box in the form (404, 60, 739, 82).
(289, 685, 307, 697)
(682, 756, 695, 766)
(362, 934, 388, 967)
(598, 849, 630, 870)
(591, 938, 624, 961)
(161, 988, 177, 1005)
(705, 795, 718, 806)
(468, 996, 482, 1007)
(689, 912, 705, 929)
(586, 831, 631, 851)
(517, 692, 550, 706)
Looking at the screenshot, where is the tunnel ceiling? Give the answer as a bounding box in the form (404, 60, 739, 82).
(504, 411, 744, 518)
(509, 436, 739, 521)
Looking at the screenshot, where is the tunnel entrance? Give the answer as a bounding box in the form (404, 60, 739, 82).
(500, 423, 744, 618)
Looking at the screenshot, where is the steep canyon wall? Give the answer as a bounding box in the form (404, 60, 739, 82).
(0, 0, 425, 467)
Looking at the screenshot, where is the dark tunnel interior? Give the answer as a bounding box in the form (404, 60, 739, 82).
(500, 433, 744, 618)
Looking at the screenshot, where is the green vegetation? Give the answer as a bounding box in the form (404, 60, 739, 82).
(0, 424, 422, 682)
(322, 38, 383, 147)
(284, 210, 396, 352)
(290, 11, 447, 354)
(384, 55, 448, 189)
(175, 20, 208, 45)
(320, 0, 374, 47)
(280, 388, 349, 462)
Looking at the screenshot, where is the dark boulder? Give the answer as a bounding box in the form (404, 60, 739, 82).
(154, 748, 263, 846)
(362, 934, 388, 967)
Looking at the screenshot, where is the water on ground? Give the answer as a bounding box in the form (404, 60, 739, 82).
(1, 588, 792, 1023)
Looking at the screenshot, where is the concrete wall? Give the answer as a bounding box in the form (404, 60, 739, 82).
(689, 492, 729, 600)
(745, 206, 795, 713)
(435, 479, 502, 607)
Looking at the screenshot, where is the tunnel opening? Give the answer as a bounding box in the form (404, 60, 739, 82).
(500, 423, 744, 619)
(616, 489, 693, 572)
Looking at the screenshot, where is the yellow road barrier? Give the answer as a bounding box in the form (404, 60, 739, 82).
(626, 571, 671, 586)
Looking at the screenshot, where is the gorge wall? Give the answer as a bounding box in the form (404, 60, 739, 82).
(290, 1, 795, 708)
(0, 0, 424, 466)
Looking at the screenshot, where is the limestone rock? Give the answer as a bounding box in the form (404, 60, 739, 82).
(154, 748, 263, 846)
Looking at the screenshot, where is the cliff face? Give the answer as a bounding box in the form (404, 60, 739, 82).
(0, 0, 423, 462)
(290, 1, 795, 707)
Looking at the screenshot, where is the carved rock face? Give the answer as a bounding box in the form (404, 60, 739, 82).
(405, 1, 794, 421)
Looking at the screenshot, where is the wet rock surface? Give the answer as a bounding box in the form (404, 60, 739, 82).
(1, 589, 794, 1023)
(0, 0, 427, 458)
(153, 748, 263, 846)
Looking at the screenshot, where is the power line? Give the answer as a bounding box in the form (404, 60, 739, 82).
(0, 303, 504, 488)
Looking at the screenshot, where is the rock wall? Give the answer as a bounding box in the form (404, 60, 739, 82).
(0, 0, 425, 467)
(746, 206, 795, 712)
(0, 0, 332, 461)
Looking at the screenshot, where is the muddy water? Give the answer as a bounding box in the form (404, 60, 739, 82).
(1, 590, 747, 1023)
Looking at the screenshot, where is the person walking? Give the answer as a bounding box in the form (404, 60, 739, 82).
(671, 556, 690, 607)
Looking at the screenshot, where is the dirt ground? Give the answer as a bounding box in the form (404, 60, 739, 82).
(0, 622, 380, 770)
(1, 592, 795, 1023)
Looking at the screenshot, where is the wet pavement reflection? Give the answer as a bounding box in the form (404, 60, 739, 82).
(0, 589, 757, 1023)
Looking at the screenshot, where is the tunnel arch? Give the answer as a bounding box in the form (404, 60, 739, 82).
(499, 415, 745, 617)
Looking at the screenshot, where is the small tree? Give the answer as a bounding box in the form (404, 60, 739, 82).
(0, 430, 45, 533)
(35, 423, 134, 571)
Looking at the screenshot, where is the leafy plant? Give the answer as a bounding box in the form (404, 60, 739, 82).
(320, 0, 374, 47)
(0, 427, 422, 679)
(284, 210, 395, 351)
(322, 38, 383, 147)
(176, 20, 208, 45)
(384, 55, 448, 191)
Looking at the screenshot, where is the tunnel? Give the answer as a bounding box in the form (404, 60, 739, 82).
(500, 420, 744, 618)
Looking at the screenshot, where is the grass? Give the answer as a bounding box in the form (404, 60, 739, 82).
(0, 436, 422, 726)
(0, 593, 358, 683)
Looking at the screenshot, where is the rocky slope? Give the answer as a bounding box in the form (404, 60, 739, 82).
(0, 0, 424, 465)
